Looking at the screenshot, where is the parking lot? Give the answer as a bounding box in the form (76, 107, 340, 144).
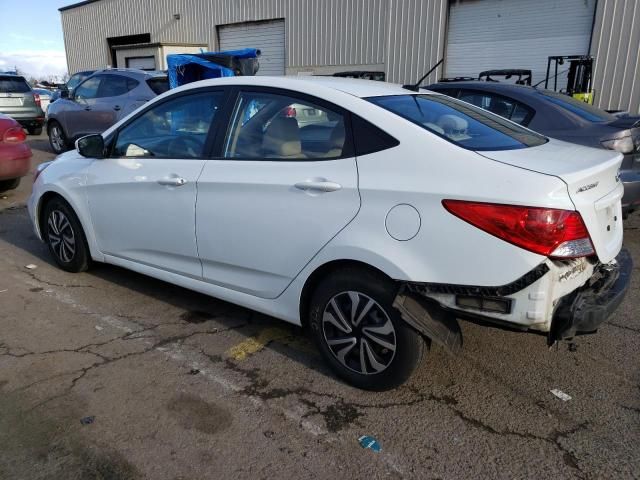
(0, 135, 638, 479)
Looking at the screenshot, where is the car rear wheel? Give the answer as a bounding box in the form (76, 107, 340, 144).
(0, 178, 20, 192)
(43, 197, 91, 273)
(28, 126, 43, 136)
(308, 267, 426, 390)
(48, 121, 69, 154)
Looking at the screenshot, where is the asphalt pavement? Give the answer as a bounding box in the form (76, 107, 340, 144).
(0, 133, 638, 479)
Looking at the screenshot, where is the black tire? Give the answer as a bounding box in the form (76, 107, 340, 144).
(48, 121, 69, 154)
(42, 197, 91, 273)
(28, 126, 43, 136)
(0, 178, 20, 192)
(308, 267, 426, 391)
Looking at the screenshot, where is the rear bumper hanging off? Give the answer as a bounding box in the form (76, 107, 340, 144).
(549, 248, 633, 344)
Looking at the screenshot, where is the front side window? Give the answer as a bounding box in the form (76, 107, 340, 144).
(74, 76, 101, 100)
(67, 71, 93, 90)
(224, 91, 347, 160)
(113, 91, 223, 158)
(368, 94, 546, 150)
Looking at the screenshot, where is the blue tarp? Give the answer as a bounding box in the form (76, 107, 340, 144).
(167, 48, 260, 89)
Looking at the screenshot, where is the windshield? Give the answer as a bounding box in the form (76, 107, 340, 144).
(0, 76, 31, 93)
(368, 94, 547, 150)
(539, 90, 615, 123)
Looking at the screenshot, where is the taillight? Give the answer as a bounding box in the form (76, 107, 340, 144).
(283, 106, 297, 118)
(3, 126, 27, 143)
(442, 200, 595, 259)
(34, 93, 41, 108)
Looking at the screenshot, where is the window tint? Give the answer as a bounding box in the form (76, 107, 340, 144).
(369, 94, 546, 150)
(146, 77, 169, 95)
(459, 90, 533, 125)
(113, 92, 223, 158)
(74, 76, 101, 100)
(539, 90, 615, 123)
(351, 115, 399, 156)
(97, 75, 137, 97)
(67, 71, 93, 90)
(0, 76, 31, 93)
(224, 91, 347, 160)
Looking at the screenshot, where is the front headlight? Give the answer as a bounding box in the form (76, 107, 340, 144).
(601, 136, 635, 154)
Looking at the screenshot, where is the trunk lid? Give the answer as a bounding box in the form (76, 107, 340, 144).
(479, 139, 624, 263)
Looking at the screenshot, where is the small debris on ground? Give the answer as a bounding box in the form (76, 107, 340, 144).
(550, 389, 572, 401)
(0, 289, 7, 293)
(263, 430, 275, 439)
(80, 416, 95, 425)
(188, 368, 200, 375)
(94, 325, 103, 331)
(568, 342, 578, 352)
(25, 264, 37, 270)
(358, 435, 381, 452)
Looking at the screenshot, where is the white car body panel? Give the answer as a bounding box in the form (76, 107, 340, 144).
(196, 157, 360, 298)
(29, 76, 625, 332)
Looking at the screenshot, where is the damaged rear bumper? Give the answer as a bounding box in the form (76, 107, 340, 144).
(393, 249, 632, 348)
(549, 248, 632, 343)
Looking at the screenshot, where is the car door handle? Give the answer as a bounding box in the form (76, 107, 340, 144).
(158, 177, 187, 187)
(84, 106, 92, 111)
(294, 180, 342, 193)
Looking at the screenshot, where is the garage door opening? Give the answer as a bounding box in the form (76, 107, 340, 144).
(218, 19, 285, 76)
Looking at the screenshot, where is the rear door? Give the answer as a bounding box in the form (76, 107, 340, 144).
(195, 87, 360, 298)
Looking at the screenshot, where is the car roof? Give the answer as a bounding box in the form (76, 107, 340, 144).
(177, 75, 429, 98)
(426, 80, 543, 97)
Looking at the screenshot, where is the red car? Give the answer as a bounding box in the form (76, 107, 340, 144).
(0, 113, 32, 192)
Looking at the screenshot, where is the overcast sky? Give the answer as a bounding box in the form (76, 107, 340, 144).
(0, 0, 71, 80)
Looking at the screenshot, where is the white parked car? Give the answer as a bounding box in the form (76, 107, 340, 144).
(29, 76, 631, 390)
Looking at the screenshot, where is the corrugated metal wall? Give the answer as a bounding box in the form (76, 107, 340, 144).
(60, 0, 445, 83)
(591, 0, 640, 113)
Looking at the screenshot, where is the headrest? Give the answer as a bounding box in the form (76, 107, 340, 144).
(437, 114, 468, 132)
(262, 117, 301, 157)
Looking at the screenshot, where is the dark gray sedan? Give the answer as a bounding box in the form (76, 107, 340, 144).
(426, 81, 640, 216)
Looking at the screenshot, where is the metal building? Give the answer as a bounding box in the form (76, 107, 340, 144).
(59, 0, 640, 113)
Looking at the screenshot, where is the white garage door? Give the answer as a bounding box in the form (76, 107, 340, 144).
(218, 20, 285, 76)
(446, 0, 596, 86)
(126, 56, 156, 71)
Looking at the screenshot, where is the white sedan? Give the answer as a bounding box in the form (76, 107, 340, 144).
(29, 76, 631, 390)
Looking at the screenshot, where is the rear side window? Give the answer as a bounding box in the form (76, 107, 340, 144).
(0, 76, 31, 93)
(351, 115, 399, 156)
(368, 94, 546, 151)
(97, 75, 138, 97)
(146, 78, 170, 95)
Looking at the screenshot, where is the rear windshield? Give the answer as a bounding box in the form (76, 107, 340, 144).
(368, 94, 547, 150)
(0, 76, 31, 93)
(539, 90, 615, 123)
(146, 77, 170, 95)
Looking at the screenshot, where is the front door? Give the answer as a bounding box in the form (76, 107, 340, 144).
(196, 88, 360, 298)
(86, 89, 225, 278)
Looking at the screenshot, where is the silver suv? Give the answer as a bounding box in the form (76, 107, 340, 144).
(0, 74, 45, 135)
(46, 69, 168, 153)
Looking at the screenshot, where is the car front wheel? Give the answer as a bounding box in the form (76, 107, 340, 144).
(48, 121, 69, 154)
(43, 197, 91, 272)
(309, 267, 426, 390)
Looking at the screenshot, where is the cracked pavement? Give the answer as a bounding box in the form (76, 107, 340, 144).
(0, 135, 638, 479)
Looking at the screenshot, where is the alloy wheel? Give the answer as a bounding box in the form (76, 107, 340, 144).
(50, 125, 64, 152)
(47, 209, 76, 263)
(322, 291, 397, 375)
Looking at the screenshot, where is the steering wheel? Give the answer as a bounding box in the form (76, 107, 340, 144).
(167, 136, 202, 158)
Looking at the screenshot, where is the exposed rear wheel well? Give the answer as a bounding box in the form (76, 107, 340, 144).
(298, 260, 396, 329)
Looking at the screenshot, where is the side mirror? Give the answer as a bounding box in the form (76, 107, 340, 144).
(76, 134, 105, 158)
